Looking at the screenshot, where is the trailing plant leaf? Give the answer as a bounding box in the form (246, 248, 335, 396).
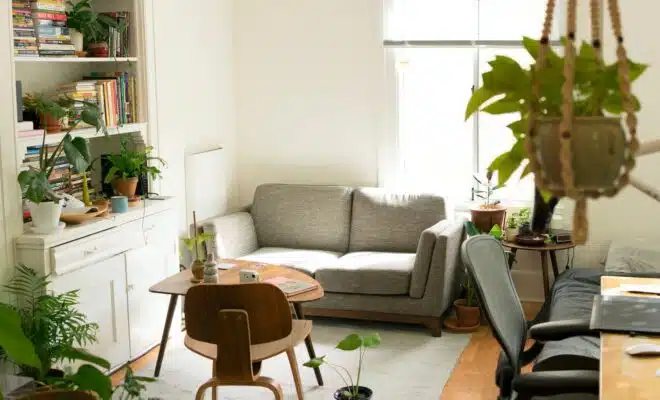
(68, 364, 113, 400)
(464, 86, 497, 120)
(336, 334, 362, 351)
(62, 135, 92, 174)
(0, 304, 41, 370)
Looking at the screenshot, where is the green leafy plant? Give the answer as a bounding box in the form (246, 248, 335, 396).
(114, 367, 157, 400)
(17, 93, 106, 204)
(465, 220, 502, 240)
(104, 136, 166, 184)
(304, 333, 381, 400)
(182, 232, 214, 263)
(506, 207, 531, 230)
(464, 37, 648, 189)
(66, 0, 125, 45)
(0, 265, 105, 380)
(473, 173, 502, 207)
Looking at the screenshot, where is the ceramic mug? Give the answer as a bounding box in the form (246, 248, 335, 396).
(111, 196, 129, 213)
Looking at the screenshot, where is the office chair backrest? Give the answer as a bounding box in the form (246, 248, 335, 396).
(185, 283, 293, 381)
(461, 235, 528, 372)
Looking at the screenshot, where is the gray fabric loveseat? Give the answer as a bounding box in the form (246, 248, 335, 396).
(201, 183, 466, 336)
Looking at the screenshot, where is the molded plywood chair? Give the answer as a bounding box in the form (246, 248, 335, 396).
(184, 283, 312, 400)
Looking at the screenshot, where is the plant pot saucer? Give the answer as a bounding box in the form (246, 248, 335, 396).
(442, 316, 480, 333)
(27, 221, 66, 235)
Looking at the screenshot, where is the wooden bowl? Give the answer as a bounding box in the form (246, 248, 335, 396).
(60, 204, 109, 225)
(515, 234, 547, 246)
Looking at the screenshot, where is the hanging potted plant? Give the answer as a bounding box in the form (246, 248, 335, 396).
(464, 34, 647, 243)
(17, 96, 105, 233)
(471, 173, 506, 234)
(304, 332, 381, 400)
(66, 0, 125, 57)
(103, 136, 165, 198)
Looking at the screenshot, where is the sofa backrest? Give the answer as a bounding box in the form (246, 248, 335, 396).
(349, 188, 446, 253)
(251, 183, 354, 253)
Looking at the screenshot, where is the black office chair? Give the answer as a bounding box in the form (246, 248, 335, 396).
(461, 235, 599, 400)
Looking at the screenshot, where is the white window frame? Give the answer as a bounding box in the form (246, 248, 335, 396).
(380, 0, 566, 206)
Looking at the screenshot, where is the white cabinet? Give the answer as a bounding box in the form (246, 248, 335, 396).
(15, 199, 179, 371)
(50, 254, 131, 370)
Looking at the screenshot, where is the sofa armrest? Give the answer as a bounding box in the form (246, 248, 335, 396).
(529, 319, 599, 342)
(200, 212, 259, 259)
(410, 218, 466, 312)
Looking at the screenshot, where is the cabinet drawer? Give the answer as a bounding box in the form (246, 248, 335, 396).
(51, 227, 140, 276)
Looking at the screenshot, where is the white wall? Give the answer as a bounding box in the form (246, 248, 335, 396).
(233, 0, 385, 204)
(152, 0, 237, 229)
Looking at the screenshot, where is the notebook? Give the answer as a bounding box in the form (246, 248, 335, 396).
(264, 277, 318, 296)
(590, 294, 660, 335)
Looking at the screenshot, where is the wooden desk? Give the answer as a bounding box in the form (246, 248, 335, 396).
(601, 276, 660, 399)
(149, 260, 325, 385)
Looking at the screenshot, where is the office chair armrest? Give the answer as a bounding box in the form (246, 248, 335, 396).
(512, 370, 599, 397)
(529, 319, 599, 341)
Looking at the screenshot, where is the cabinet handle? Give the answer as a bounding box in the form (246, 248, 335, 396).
(127, 284, 135, 291)
(83, 246, 99, 256)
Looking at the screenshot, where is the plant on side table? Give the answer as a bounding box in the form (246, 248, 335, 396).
(471, 173, 506, 234)
(103, 136, 165, 199)
(505, 207, 531, 240)
(182, 211, 214, 283)
(17, 95, 105, 234)
(304, 333, 381, 400)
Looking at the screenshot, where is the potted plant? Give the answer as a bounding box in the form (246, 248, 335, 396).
(182, 211, 214, 283)
(304, 333, 381, 400)
(464, 37, 647, 202)
(454, 273, 481, 330)
(22, 93, 74, 133)
(0, 266, 155, 399)
(103, 136, 165, 198)
(471, 173, 506, 234)
(17, 96, 105, 233)
(66, 0, 125, 57)
(505, 207, 531, 240)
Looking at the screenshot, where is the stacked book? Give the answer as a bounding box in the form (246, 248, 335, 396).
(31, 0, 75, 57)
(12, 1, 38, 57)
(102, 12, 130, 57)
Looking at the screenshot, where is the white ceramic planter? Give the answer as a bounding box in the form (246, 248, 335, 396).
(70, 28, 84, 53)
(28, 201, 62, 234)
(506, 228, 519, 241)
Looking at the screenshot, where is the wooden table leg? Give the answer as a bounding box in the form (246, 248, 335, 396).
(540, 251, 550, 299)
(154, 294, 178, 377)
(549, 250, 560, 278)
(292, 303, 323, 386)
(507, 248, 518, 269)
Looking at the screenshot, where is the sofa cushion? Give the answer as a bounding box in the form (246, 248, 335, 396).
(349, 188, 446, 252)
(604, 242, 660, 274)
(237, 247, 341, 277)
(251, 184, 353, 253)
(315, 252, 416, 295)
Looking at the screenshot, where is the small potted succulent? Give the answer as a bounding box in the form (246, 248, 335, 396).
(471, 173, 506, 234)
(103, 136, 165, 198)
(304, 333, 380, 400)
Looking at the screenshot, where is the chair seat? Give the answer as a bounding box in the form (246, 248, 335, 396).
(185, 319, 313, 362)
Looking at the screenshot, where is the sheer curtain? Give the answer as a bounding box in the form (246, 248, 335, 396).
(384, 0, 563, 205)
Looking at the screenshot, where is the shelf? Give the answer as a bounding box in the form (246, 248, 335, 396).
(14, 57, 138, 64)
(17, 122, 148, 147)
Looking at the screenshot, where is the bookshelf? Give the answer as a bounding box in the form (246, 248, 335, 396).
(10, 0, 154, 218)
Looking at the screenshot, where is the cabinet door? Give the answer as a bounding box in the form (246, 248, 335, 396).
(125, 227, 178, 359)
(50, 254, 130, 370)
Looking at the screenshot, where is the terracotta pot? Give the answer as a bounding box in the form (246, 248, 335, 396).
(113, 177, 138, 198)
(190, 259, 205, 282)
(454, 299, 481, 328)
(533, 117, 626, 195)
(87, 42, 109, 57)
(40, 113, 61, 133)
(470, 205, 507, 234)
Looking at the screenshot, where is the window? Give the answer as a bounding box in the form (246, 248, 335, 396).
(383, 0, 564, 204)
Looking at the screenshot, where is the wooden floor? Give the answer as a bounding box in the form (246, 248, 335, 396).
(441, 302, 543, 400)
(112, 302, 544, 398)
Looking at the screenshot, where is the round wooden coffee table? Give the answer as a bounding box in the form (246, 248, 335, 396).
(501, 241, 576, 299)
(149, 260, 325, 385)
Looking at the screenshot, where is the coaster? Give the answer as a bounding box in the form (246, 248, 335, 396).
(442, 316, 480, 333)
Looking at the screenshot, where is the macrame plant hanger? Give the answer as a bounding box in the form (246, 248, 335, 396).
(524, 0, 655, 245)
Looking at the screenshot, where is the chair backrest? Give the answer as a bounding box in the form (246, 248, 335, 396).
(461, 235, 528, 372)
(185, 283, 293, 381)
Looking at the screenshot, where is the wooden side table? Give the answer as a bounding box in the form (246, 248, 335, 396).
(501, 241, 576, 299)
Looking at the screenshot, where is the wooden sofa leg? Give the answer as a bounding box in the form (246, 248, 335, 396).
(425, 317, 443, 337)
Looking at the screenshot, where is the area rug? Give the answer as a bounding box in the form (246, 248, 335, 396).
(138, 319, 472, 399)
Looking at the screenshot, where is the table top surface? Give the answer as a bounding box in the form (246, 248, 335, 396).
(501, 240, 575, 251)
(600, 275, 660, 399)
(150, 259, 324, 303)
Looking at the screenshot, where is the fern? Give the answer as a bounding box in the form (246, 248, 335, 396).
(1, 265, 101, 379)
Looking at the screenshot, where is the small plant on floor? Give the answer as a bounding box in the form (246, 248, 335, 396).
(304, 333, 380, 400)
(113, 367, 157, 400)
